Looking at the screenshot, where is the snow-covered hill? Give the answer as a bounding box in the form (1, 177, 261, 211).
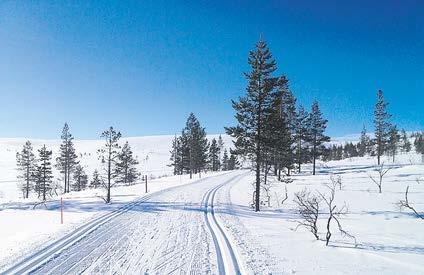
(0, 134, 234, 201)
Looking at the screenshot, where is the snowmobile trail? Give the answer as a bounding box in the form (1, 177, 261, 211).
(1, 171, 246, 275)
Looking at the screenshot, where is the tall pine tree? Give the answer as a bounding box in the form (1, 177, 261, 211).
(208, 138, 220, 171)
(373, 90, 392, 165)
(294, 105, 309, 173)
(34, 145, 53, 201)
(307, 100, 330, 175)
(226, 38, 278, 211)
(72, 164, 88, 191)
(183, 113, 209, 178)
(56, 123, 78, 193)
(98, 127, 121, 203)
(115, 141, 140, 185)
(16, 141, 36, 198)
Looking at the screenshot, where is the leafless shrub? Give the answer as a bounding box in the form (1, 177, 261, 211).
(330, 174, 342, 190)
(398, 186, 423, 220)
(368, 163, 391, 193)
(318, 181, 356, 246)
(275, 184, 288, 207)
(294, 189, 321, 240)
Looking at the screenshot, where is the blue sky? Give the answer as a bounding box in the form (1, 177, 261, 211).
(0, 0, 422, 139)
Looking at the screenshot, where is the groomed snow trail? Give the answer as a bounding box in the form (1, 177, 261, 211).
(1, 171, 246, 275)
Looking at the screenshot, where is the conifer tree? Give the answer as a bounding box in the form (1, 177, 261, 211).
(115, 141, 140, 185)
(98, 127, 121, 203)
(221, 149, 229, 171)
(400, 129, 411, 153)
(208, 138, 220, 171)
(16, 141, 36, 198)
(414, 133, 424, 162)
(268, 76, 292, 179)
(183, 113, 209, 178)
(358, 125, 371, 157)
(226, 38, 278, 212)
(34, 145, 53, 201)
(72, 164, 88, 191)
(217, 135, 224, 170)
(56, 123, 78, 193)
(228, 150, 239, 170)
(294, 105, 309, 173)
(387, 125, 399, 162)
(90, 169, 101, 189)
(169, 135, 183, 175)
(307, 100, 330, 175)
(374, 90, 392, 165)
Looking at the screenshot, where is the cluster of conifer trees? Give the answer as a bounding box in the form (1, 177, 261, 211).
(226, 39, 329, 211)
(16, 124, 140, 202)
(325, 127, 413, 162)
(169, 113, 239, 178)
(324, 90, 423, 163)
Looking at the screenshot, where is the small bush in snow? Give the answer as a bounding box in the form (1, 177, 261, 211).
(294, 189, 321, 240)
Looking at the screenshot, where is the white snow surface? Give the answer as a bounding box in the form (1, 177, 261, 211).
(1, 133, 424, 274)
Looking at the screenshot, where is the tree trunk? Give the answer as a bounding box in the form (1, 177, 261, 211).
(312, 133, 317, 175)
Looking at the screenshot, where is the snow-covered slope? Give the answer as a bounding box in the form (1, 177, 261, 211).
(0, 134, 233, 201)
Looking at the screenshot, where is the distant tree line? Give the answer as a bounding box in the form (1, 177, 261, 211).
(324, 127, 414, 162)
(16, 123, 140, 203)
(169, 113, 239, 178)
(323, 90, 422, 163)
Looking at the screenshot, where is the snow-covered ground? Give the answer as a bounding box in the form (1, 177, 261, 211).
(1, 133, 423, 274)
(0, 134, 233, 201)
(0, 170, 231, 272)
(216, 152, 424, 274)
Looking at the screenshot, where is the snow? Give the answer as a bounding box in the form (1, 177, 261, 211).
(215, 152, 424, 274)
(1, 133, 424, 274)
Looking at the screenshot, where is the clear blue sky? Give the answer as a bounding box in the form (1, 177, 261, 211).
(0, 0, 422, 139)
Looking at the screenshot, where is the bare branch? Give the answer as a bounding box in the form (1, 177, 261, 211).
(398, 186, 424, 219)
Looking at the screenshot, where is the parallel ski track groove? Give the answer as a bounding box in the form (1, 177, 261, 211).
(203, 174, 243, 275)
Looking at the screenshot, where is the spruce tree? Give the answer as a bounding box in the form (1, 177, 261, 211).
(16, 141, 36, 198)
(34, 145, 53, 201)
(183, 113, 209, 178)
(358, 125, 371, 157)
(228, 150, 239, 170)
(56, 123, 78, 193)
(294, 105, 309, 173)
(307, 100, 330, 175)
(169, 135, 183, 175)
(208, 138, 220, 171)
(98, 127, 121, 203)
(414, 133, 424, 162)
(90, 169, 101, 189)
(72, 164, 88, 191)
(226, 38, 278, 212)
(373, 90, 392, 165)
(115, 141, 140, 185)
(268, 76, 292, 179)
(217, 135, 224, 170)
(221, 149, 229, 171)
(387, 125, 400, 162)
(400, 129, 411, 153)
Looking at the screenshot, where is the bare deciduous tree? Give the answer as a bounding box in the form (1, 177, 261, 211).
(368, 164, 391, 193)
(294, 189, 321, 240)
(398, 186, 423, 220)
(318, 182, 356, 246)
(330, 174, 342, 190)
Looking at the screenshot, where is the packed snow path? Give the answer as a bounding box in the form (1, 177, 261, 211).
(2, 171, 246, 275)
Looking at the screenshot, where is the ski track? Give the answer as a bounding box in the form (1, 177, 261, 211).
(2, 171, 246, 275)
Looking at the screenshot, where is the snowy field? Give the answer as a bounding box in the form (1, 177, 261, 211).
(216, 153, 424, 274)
(1, 134, 423, 274)
(0, 134, 233, 201)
